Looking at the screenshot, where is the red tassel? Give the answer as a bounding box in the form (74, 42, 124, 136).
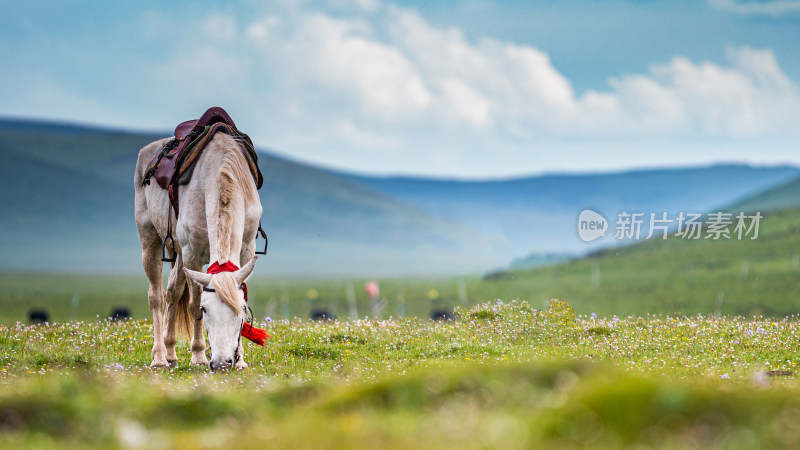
(241, 323, 270, 346)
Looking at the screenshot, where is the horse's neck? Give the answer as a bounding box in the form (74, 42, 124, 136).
(203, 144, 252, 266)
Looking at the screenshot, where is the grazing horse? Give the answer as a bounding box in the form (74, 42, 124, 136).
(134, 133, 262, 370)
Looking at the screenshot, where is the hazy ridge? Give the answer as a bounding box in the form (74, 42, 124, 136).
(1, 117, 798, 276)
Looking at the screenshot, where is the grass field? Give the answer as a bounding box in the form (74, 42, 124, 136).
(2, 208, 800, 447)
(2, 299, 800, 448)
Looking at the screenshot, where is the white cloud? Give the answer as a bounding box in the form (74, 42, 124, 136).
(382, 8, 583, 131)
(504, 44, 576, 114)
(133, 3, 799, 176)
(294, 5, 798, 139)
(298, 14, 432, 117)
(246, 16, 279, 40)
(608, 48, 800, 136)
(709, 0, 800, 16)
(440, 78, 492, 127)
(3, 0, 798, 177)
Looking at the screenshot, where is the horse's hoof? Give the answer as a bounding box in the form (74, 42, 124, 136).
(167, 360, 178, 368)
(150, 360, 169, 369)
(235, 361, 248, 370)
(191, 355, 209, 366)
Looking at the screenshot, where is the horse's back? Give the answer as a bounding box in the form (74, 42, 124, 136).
(134, 133, 261, 262)
(134, 138, 170, 189)
(134, 138, 171, 233)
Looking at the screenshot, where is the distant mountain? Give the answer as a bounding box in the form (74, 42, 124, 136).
(0, 118, 503, 275)
(345, 165, 800, 257)
(1, 117, 797, 276)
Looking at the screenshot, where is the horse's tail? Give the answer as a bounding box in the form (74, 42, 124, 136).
(174, 280, 193, 338)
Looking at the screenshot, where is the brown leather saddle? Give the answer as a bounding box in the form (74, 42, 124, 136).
(142, 107, 267, 262)
(156, 107, 238, 190)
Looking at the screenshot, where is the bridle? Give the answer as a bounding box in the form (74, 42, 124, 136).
(194, 260, 271, 366)
(199, 283, 255, 323)
(197, 283, 255, 366)
(195, 283, 246, 320)
(202, 284, 245, 293)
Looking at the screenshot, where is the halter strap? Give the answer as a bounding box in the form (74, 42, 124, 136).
(200, 260, 270, 346)
(202, 284, 245, 293)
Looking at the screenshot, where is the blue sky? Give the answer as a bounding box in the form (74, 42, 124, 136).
(1, 0, 799, 178)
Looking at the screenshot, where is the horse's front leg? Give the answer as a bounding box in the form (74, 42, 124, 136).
(234, 244, 257, 370)
(235, 342, 247, 370)
(183, 254, 209, 366)
(188, 283, 208, 366)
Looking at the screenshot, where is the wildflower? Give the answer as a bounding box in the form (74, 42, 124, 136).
(591, 313, 597, 320)
(720, 373, 729, 379)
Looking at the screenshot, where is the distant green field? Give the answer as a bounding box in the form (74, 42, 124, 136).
(486, 206, 800, 318)
(3, 208, 800, 324)
(0, 271, 480, 325)
(2, 300, 800, 449)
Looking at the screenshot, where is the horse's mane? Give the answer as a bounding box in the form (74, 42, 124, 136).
(212, 271, 242, 312)
(214, 134, 259, 263)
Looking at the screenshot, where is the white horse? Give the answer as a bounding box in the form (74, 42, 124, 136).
(134, 133, 262, 370)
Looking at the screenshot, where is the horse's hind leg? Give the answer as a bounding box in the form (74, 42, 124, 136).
(140, 230, 168, 368)
(190, 294, 208, 367)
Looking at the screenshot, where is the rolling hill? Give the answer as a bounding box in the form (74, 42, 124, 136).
(1, 117, 798, 276)
(726, 175, 800, 213)
(476, 180, 800, 317)
(347, 165, 800, 258)
(0, 118, 502, 275)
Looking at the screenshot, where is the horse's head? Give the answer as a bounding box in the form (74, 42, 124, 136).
(183, 258, 257, 371)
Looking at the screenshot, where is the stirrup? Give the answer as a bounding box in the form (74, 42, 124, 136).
(255, 224, 268, 255)
(161, 234, 177, 262)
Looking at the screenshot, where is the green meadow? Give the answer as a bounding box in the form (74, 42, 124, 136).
(2, 208, 800, 448)
(2, 300, 800, 448)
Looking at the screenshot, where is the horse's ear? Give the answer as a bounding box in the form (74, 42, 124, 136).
(184, 268, 212, 287)
(234, 256, 258, 285)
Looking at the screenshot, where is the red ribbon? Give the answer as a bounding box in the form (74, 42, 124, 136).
(207, 261, 270, 346)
